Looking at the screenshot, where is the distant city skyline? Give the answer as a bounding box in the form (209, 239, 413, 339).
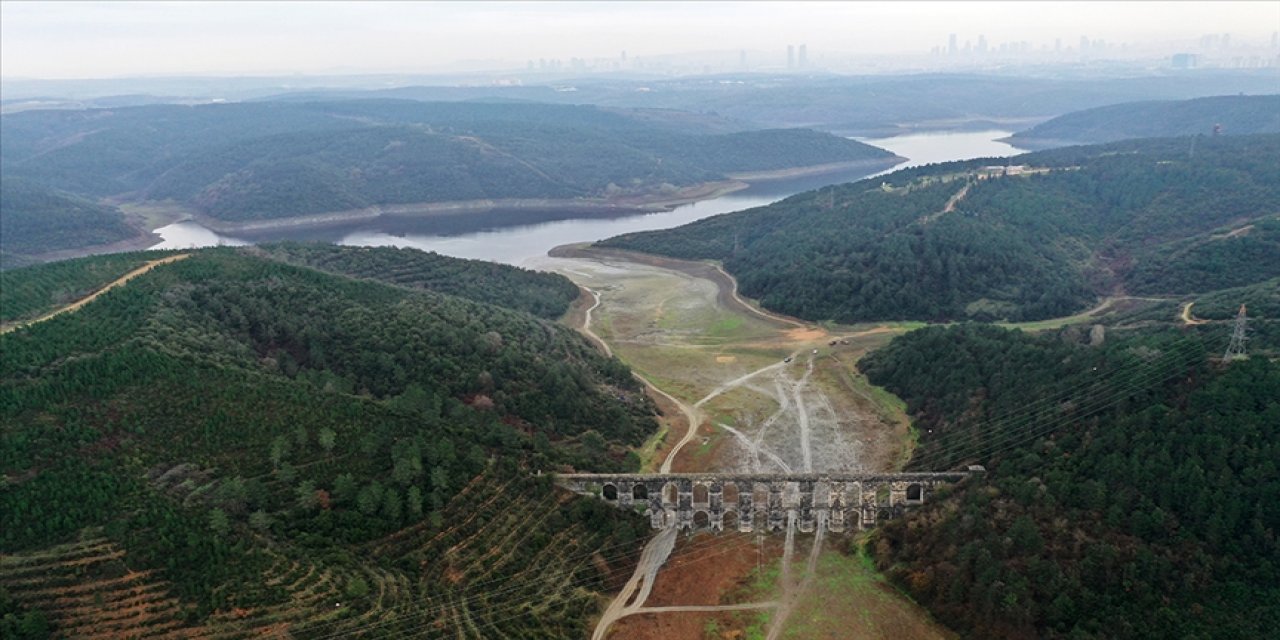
(2, 1, 1277, 79)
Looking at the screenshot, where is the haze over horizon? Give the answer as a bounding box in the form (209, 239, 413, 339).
(2, 0, 1278, 80)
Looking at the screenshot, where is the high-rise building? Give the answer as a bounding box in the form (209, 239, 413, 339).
(948, 33, 958, 55)
(798, 44, 807, 68)
(787, 45, 795, 69)
(977, 35, 988, 54)
(1171, 53, 1200, 69)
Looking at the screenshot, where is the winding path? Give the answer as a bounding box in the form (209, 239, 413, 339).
(1181, 302, 1209, 326)
(576, 285, 701, 475)
(567, 254, 838, 639)
(590, 526, 679, 640)
(1, 254, 190, 335)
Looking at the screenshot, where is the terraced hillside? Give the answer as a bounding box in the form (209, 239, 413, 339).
(0, 245, 655, 638)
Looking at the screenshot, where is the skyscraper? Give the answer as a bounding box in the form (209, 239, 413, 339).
(948, 33, 958, 55)
(798, 44, 807, 68)
(977, 35, 988, 54)
(787, 45, 795, 69)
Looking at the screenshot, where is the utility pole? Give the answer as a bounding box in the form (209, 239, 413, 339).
(1224, 304, 1248, 360)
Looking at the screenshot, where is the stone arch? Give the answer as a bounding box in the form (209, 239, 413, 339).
(875, 484, 891, 506)
(813, 481, 832, 507)
(906, 483, 923, 502)
(663, 482, 678, 506)
(722, 510, 739, 532)
(693, 483, 710, 505)
(633, 484, 649, 501)
(847, 509, 862, 531)
(847, 482, 862, 507)
(753, 484, 770, 528)
(723, 482, 739, 505)
(782, 481, 801, 508)
(693, 511, 710, 529)
(602, 483, 618, 501)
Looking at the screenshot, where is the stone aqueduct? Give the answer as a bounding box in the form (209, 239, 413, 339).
(557, 472, 975, 533)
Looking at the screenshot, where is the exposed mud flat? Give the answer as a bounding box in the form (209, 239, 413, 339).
(541, 247, 950, 639)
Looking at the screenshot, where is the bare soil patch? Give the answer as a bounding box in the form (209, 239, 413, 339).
(609, 533, 784, 640)
(783, 327, 826, 341)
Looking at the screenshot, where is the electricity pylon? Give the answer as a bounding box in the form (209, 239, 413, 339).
(1224, 304, 1248, 360)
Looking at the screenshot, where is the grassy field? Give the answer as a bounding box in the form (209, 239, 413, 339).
(778, 544, 955, 640)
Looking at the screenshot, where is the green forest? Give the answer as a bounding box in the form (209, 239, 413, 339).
(0, 251, 161, 323)
(257, 243, 580, 319)
(0, 99, 899, 260)
(0, 246, 655, 638)
(1007, 94, 1280, 149)
(857, 324, 1280, 639)
(0, 178, 138, 259)
(602, 134, 1280, 323)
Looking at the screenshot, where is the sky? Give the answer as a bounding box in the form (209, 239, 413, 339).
(2, 1, 1277, 79)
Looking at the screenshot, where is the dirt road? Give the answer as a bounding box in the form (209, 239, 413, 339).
(544, 247, 928, 639)
(574, 283, 702, 475)
(1181, 302, 1208, 326)
(591, 526, 679, 640)
(1, 254, 189, 335)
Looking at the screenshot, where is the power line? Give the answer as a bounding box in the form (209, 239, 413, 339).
(909, 340, 1201, 468)
(908, 338, 1206, 470)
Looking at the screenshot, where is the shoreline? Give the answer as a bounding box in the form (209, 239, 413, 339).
(724, 156, 904, 181)
(188, 180, 750, 234)
(14, 156, 901, 265)
(188, 153, 903, 234)
(26, 229, 164, 264)
(994, 134, 1079, 151)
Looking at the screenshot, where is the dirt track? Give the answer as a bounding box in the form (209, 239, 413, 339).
(542, 247, 932, 639)
(1, 254, 189, 335)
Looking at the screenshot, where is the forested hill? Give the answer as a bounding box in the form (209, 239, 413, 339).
(1006, 94, 1280, 149)
(857, 324, 1280, 639)
(0, 99, 897, 256)
(255, 243, 580, 319)
(600, 134, 1280, 323)
(0, 177, 137, 260)
(0, 246, 656, 638)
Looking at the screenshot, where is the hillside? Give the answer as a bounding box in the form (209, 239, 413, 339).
(254, 72, 1280, 135)
(256, 243, 581, 319)
(1006, 95, 1280, 149)
(0, 178, 138, 257)
(601, 134, 1280, 323)
(857, 324, 1280, 639)
(0, 99, 899, 243)
(0, 247, 656, 638)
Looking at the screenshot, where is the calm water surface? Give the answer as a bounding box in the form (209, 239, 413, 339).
(154, 130, 1018, 267)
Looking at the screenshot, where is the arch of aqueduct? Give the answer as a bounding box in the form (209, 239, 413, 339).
(557, 472, 974, 533)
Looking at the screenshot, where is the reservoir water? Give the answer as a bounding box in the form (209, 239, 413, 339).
(153, 129, 1019, 267)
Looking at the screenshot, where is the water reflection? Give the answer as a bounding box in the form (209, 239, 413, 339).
(153, 129, 1016, 266)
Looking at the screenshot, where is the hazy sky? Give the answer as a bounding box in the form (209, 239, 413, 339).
(2, 1, 1277, 78)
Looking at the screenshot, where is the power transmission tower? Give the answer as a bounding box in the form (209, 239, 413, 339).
(1224, 304, 1248, 360)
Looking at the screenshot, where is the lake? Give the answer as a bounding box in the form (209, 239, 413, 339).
(153, 129, 1019, 267)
